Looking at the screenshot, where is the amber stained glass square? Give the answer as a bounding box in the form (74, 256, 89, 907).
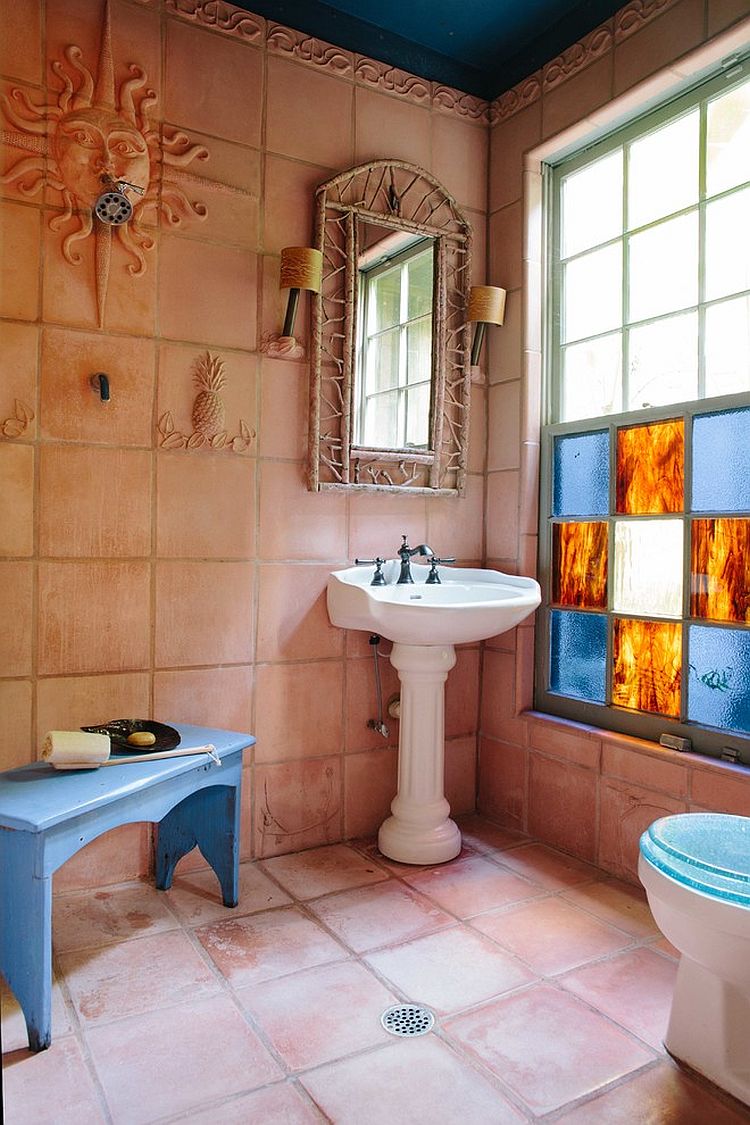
(612, 618, 682, 717)
(552, 522, 608, 608)
(616, 419, 684, 514)
(691, 518, 750, 623)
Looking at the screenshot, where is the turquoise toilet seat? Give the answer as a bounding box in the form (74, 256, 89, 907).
(640, 813, 750, 908)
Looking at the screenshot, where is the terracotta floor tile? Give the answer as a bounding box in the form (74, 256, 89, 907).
(649, 935, 680, 959)
(495, 842, 600, 890)
(86, 994, 282, 1124)
(52, 882, 179, 953)
(555, 1058, 750, 1124)
(237, 960, 398, 1070)
(1, 974, 73, 1053)
(307, 880, 454, 953)
(1, 1036, 106, 1124)
(455, 813, 530, 854)
(183, 1082, 323, 1123)
(559, 946, 678, 1050)
(58, 929, 219, 1025)
(195, 906, 347, 986)
(444, 983, 654, 1114)
(471, 897, 634, 976)
(299, 1035, 526, 1124)
(260, 844, 389, 899)
(163, 862, 292, 926)
(401, 854, 543, 918)
(562, 879, 661, 938)
(365, 925, 536, 1015)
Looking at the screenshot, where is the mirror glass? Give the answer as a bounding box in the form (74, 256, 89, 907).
(309, 160, 472, 495)
(356, 224, 434, 450)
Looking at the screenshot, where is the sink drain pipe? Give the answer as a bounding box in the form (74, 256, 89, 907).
(366, 634, 390, 739)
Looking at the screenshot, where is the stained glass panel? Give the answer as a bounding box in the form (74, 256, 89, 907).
(612, 618, 682, 717)
(688, 625, 750, 734)
(614, 520, 683, 618)
(692, 408, 750, 513)
(616, 419, 684, 514)
(691, 518, 750, 623)
(550, 610, 607, 702)
(552, 522, 608, 609)
(553, 431, 610, 517)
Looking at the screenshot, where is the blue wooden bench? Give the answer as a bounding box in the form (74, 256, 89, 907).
(0, 723, 252, 1052)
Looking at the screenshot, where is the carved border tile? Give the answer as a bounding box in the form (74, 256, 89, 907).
(267, 24, 354, 78)
(542, 21, 614, 93)
(165, 0, 266, 44)
(614, 0, 681, 45)
(490, 73, 542, 125)
(354, 55, 431, 104)
(432, 84, 491, 123)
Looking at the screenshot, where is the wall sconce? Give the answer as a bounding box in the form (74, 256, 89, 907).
(280, 246, 323, 337)
(468, 285, 506, 366)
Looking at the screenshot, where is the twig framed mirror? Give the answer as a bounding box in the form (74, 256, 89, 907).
(308, 160, 473, 494)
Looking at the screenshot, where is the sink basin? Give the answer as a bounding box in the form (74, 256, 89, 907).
(327, 563, 541, 646)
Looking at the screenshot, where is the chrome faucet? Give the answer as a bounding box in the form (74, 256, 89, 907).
(397, 535, 434, 584)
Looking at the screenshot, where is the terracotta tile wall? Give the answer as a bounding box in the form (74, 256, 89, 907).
(0, 0, 489, 887)
(481, 0, 750, 881)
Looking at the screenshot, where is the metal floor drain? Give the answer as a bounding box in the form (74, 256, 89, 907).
(381, 1004, 435, 1037)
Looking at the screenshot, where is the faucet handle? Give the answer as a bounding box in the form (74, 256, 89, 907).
(425, 557, 456, 585)
(354, 557, 387, 586)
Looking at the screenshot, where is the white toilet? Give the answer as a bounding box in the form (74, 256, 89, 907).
(639, 813, 750, 1107)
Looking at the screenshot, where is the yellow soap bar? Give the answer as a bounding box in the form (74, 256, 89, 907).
(127, 731, 156, 747)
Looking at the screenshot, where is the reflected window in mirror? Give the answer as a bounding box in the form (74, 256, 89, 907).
(358, 234, 434, 449)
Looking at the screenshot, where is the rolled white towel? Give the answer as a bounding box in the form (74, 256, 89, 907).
(42, 730, 111, 770)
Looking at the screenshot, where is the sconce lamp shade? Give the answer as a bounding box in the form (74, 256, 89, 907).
(468, 285, 506, 326)
(280, 246, 323, 293)
(468, 285, 506, 366)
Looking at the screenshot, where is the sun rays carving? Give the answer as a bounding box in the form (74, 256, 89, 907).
(1, 0, 250, 328)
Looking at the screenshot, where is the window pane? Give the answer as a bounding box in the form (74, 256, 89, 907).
(561, 150, 623, 257)
(688, 625, 750, 734)
(370, 268, 401, 331)
(691, 407, 750, 512)
(365, 330, 400, 393)
(553, 430, 610, 517)
(407, 318, 431, 385)
(405, 384, 430, 447)
(705, 296, 750, 397)
(616, 418, 684, 514)
(705, 188, 750, 302)
(691, 518, 750, 623)
(629, 213, 698, 322)
(563, 243, 622, 343)
(552, 522, 608, 608)
(612, 618, 682, 717)
(561, 334, 622, 422)
(407, 249, 433, 319)
(707, 79, 750, 197)
(362, 391, 399, 447)
(550, 610, 607, 702)
(613, 520, 683, 618)
(628, 110, 699, 229)
(627, 312, 698, 410)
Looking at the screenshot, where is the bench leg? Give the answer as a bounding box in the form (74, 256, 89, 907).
(0, 833, 53, 1051)
(155, 784, 241, 907)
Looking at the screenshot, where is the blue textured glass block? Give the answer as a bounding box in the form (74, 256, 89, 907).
(550, 610, 607, 702)
(553, 431, 610, 516)
(692, 408, 750, 512)
(688, 624, 750, 734)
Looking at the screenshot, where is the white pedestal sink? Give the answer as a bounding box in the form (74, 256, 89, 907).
(327, 563, 541, 865)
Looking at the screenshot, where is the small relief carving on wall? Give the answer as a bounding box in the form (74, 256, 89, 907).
(1, 400, 35, 439)
(0, 0, 253, 329)
(157, 351, 255, 453)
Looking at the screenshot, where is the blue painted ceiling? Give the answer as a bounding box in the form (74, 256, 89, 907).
(241, 0, 625, 99)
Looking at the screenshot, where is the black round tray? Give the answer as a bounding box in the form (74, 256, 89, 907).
(80, 719, 181, 754)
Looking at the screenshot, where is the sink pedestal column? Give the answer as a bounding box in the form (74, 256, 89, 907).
(378, 642, 461, 865)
